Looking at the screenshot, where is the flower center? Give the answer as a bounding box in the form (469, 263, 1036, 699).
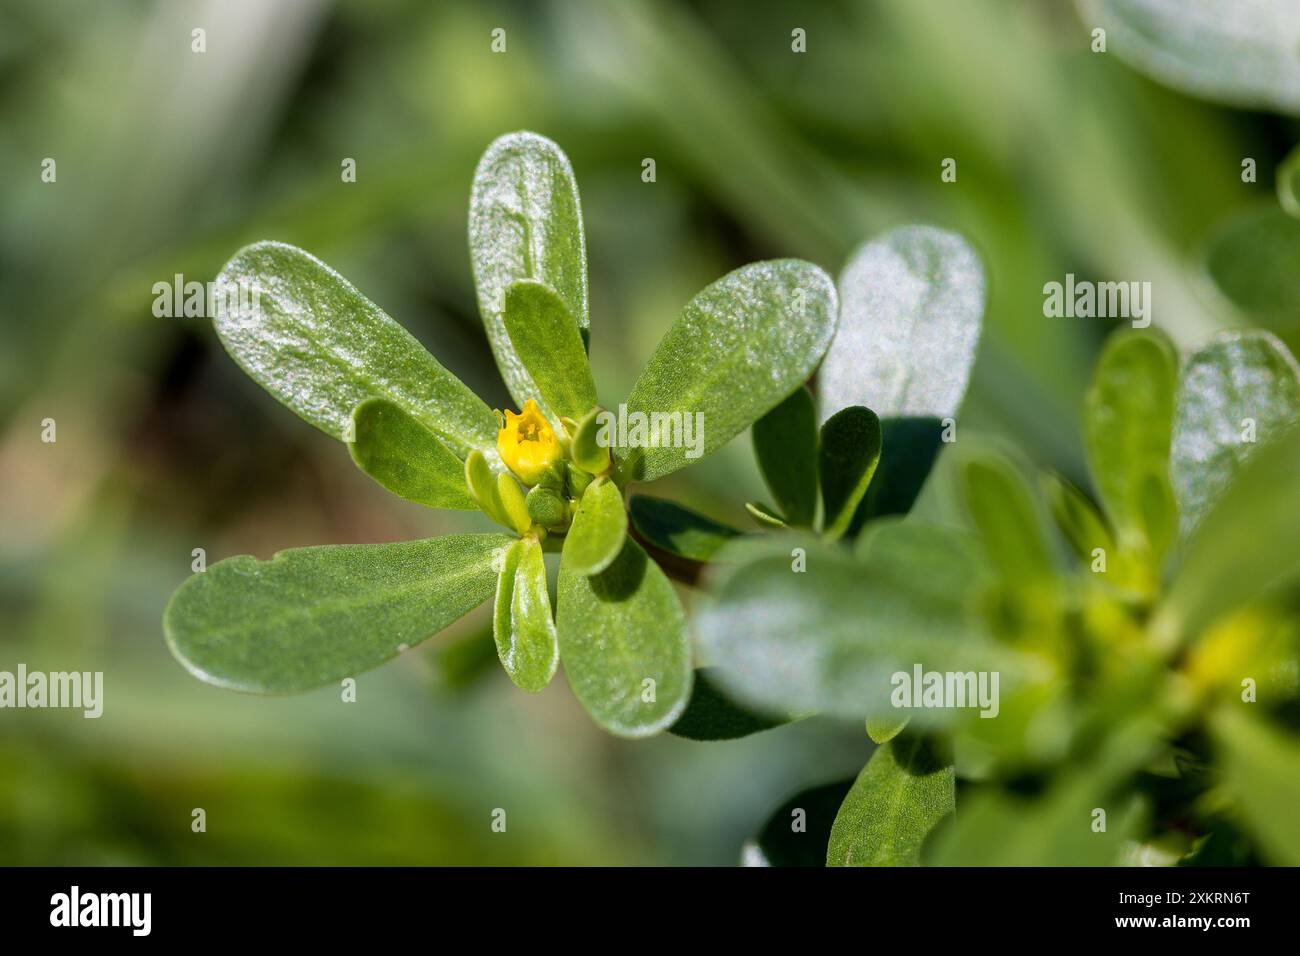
(497, 399, 562, 485)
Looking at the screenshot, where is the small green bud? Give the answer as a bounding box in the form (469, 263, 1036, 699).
(526, 485, 568, 527)
(538, 461, 567, 493)
(566, 462, 593, 498)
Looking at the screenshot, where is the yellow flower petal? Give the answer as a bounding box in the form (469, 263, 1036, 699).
(497, 399, 562, 485)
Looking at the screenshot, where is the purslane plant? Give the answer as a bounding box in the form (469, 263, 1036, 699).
(163, 131, 837, 737)
(153, 119, 1297, 867)
(694, 226, 1300, 866)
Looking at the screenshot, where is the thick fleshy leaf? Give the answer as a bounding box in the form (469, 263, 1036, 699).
(827, 735, 955, 866)
(752, 386, 818, 526)
(854, 518, 989, 604)
(469, 131, 589, 409)
(214, 241, 498, 458)
(496, 473, 532, 536)
(164, 534, 511, 693)
(1156, 424, 1300, 645)
(493, 542, 523, 670)
(819, 406, 881, 540)
(493, 537, 559, 692)
(465, 450, 513, 530)
(697, 530, 1020, 721)
(1083, 328, 1179, 562)
(819, 225, 985, 423)
(502, 279, 597, 421)
(1080, 0, 1300, 116)
(866, 715, 909, 745)
(1170, 331, 1300, 537)
(740, 502, 783, 529)
(348, 399, 477, 510)
(669, 668, 788, 741)
(741, 780, 855, 867)
(1041, 471, 1115, 565)
(1211, 707, 1300, 865)
(1206, 208, 1300, 323)
(557, 536, 693, 737)
(619, 260, 837, 482)
(958, 449, 1057, 584)
(562, 477, 627, 576)
(570, 406, 611, 476)
(628, 495, 741, 562)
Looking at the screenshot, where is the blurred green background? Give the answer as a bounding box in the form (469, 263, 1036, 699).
(0, 0, 1295, 864)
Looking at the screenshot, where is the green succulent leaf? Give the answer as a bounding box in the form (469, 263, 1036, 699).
(741, 780, 855, 867)
(1041, 471, 1116, 565)
(744, 501, 788, 528)
(557, 536, 693, 737)
(1157, 424, 1300, 645)
(469, 131, 589, 409)
(697, 529, 1018, 721)
(570, 406, 611, 476)
(866, 715, 910, 745)
(752, 386, 818, 526)
(565, 462, 593, 499)
(562, 477, 627, 576)
(502, 279, 597, 421)
(348, 399, 477, 510)
(1081, 0, 1300, 116)
(214, 241, 498, 459)
(620, 259, 837, 482)
(1206, 208, 1300, 324)
(819, 224, 985, 423)
(628, 495, 742, 562)
(493, 537, 559, 693)
(1084, 328, 1179, 563)
(818, 405, 882, 540)
(827, 735, 955, 867)
(958, 448, 1057, 584)
(853, 518, 989, 599)
(164, 534, 511, 693)
(465, 450, 513, 529)
(1211, 707, 1300, 866)
(1170, 331, 1300, 538)
(496, 473, 532, 536)
(669, 668, 788, 741)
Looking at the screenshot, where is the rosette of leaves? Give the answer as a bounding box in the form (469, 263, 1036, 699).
(701, 277, 1300, 868)
(162, 131, 837, 738)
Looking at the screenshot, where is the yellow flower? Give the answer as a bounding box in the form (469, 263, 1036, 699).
(497, 399, 562, 485)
